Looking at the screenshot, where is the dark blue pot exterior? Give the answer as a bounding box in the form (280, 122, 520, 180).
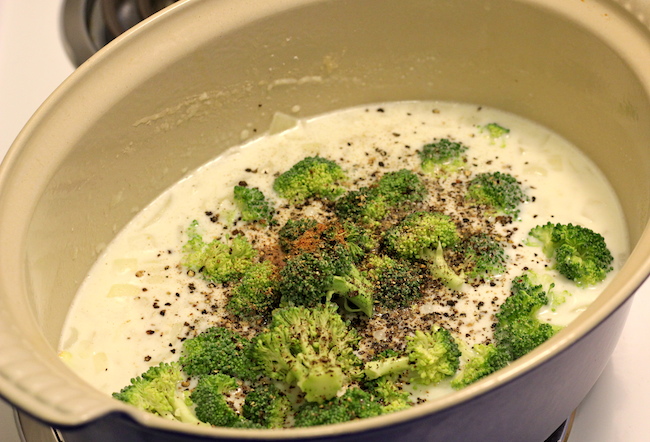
(55, 296, 633, 442)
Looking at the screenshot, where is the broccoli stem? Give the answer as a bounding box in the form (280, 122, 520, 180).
(364, 356, 411, 380)
(328, 274, 374, 317)
(171, 390, 205, 425)
(421, 243, 465, 291)
(297, 365, 348, 403)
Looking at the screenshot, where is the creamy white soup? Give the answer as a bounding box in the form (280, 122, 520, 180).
(59, 101, 628, 403)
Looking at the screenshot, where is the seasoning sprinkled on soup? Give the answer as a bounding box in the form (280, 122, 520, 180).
(59, 101, 628, 428)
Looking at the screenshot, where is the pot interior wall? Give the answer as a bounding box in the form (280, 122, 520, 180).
(19, 0, 650, 387)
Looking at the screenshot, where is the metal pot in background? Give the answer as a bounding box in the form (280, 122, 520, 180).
(1, 0, 650, 440)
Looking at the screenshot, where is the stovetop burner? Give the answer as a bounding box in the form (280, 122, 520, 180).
(62, 0, 178, 66)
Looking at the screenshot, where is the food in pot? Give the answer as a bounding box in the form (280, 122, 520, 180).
(58, 101, 628, 428)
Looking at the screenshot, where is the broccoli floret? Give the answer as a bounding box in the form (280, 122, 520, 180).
(226, 260, 279, 319)
(528, 222, 614, 286)
(451, 272, 563, 389)
(278, 218, 319, 253)
(277, 221, 374, 316)
(273, 156, 347, 203)
(335, 169, 427, 224)
(112, 362, 204, 425)
(182, 220, 256, 284)
(278, 254, 373, 316)
(293, 388, 384, 427)
(277, 252, 338, 307)
(334, 187, 377, 223)
(466, 171, 527, 217)
(190, 374, 241, 427)
(281, 221, 360, 267)
(365, 325, 461, 385)
(419, 138, 468, 174)
(253, 304, 362, 403)
(329, 267, 375, 317)
(383, 212, 463, 290)
(231, 420, 265, 429)
(483, 123, 510, 141)
(373, 169, 428, 204)
(450, 343, 511, 389)
(180, 327, 260, 382)
(383, 211, 459, 260)
(279, 219, 367, 263)
(363, 377, 413, 414)
(364, 255, 423, 309)
(241, 383, 292, 429)
(342, 220, 378, 256)
(494, 272, 563, 360)
(406, 326, 461, 384)
(233, 185, 275, 223)
(458, 233, 507, 282)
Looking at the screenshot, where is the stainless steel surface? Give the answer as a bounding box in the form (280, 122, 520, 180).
(15, 410, 62, 442)
(62, 0, 178, 66)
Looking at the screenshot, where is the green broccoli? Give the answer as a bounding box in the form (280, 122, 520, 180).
(419, 138, 468, 174)
(253, 304, 362, 403)
(226, 260, 279, 319)
(182, 220, 256, 284)
(279, 219, 366, 264)
(450, 343, 511, 389)
(276, 221, 374, 316)
(231, 420, 265, 429)
(342, 220, 379, 255)
(363, 377, 413, 414)
(278, 218, 319, 253)
(494, 272, 563, 360)
(335, 169, 427, 224)
(528, 222, 614, 286)
(190, 373, 242, 427)
(373, 169, 428, 205)
(283, 221, 361, 265)
(383, 211, 459, 260)
(383, 211, 464, 290)
(450, 272, 563, 389)
(364, 325, 461, 385)
(233, 185, 275, 223)
(293, 388, 384, 427)
(328, 266, 375, 317)
(273, 156, 347, 203)
(277, 252, 339, 307)
(363, 255, 424, 309)
(419, 244, 465, 291)
(180, 327, 260, 382)
(458, 233, 507, 282)
(483, 123, 510, 141)
(335, 187, 383, 224)
(466, 171, 527, 217)
(112, 362, 204, 425)
(241, 383, 292, 429)
(278, 255, 374, 316)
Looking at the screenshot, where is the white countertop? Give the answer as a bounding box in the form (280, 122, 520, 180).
(1, 1, 649, 441)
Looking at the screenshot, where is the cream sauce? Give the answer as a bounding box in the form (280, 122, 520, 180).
(58, 101, 628, 397)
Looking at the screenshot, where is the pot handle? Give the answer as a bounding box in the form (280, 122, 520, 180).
(0, 322, 115, 427)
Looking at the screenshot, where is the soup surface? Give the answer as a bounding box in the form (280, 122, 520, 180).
(59, 101, 628, 403)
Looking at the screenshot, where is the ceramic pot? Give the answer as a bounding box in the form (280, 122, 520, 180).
(1, 1, 649, 440)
